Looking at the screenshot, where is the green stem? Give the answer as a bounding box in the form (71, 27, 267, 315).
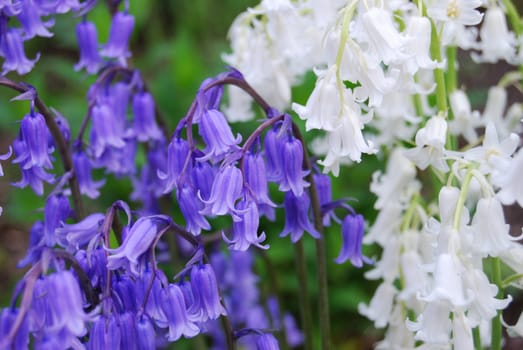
(294, 240, 314, 350)
(501, 0, 523, 83)
(446, 46, 457, 94)
(491, 257, 503, 350)
(472, 327, 482, 350)
(502, 273, 523, 288)
(452, 167, 475, 231)
(429, 19, 448, 114)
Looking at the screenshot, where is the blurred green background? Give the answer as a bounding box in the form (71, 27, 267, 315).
(0, 1, 381, 349)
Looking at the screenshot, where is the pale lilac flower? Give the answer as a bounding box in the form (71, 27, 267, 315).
(74, 20, 103, 74)
(56, 212, 104, 250)
(199, 164, 243, 217)
(197, 109, 241, 162)
(100, 11, 134, 65)
(1, 28, 39, 75)
(223, 198, 268, 251)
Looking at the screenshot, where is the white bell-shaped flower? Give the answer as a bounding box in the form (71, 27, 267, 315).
(472, 6, 516, 63)
(403, 16, 441, 74)
(492, 147, 523, 207)
(405, 115, 449, 172)
(358, 281, 397, 328)
(448, 89, 481, 143)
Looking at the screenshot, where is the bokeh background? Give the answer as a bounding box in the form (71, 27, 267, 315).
(0, 1, 522, 349)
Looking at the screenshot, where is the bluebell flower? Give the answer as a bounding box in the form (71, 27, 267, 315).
(137, 270, 168, 327)
(18, 221, 44, 267)
(56, 213, 103, 250)
(190, 160, 216, 200)
(136, 314, 156, 350)
(72, 148, 104, 199)
(107, 215, 171, 275)
(132, 91, 163, 142)
(17, 111, 53, 169)
(162, 283, 200, 341)
(177, 183, 210, 235)
(199, 164, 243, 218)
(314, 173, 335, 226)
(223, 198, 268, 251)
(100, 11, 134, 65)
(256, 333, 280, 350)
(54, 111, 70, 144)
(159, 136, 190, 193)
(11, 161, 55, 195)
(74, 20, 103, 74)
(244, 151, 276, 220)
(283, 313, 304, 347)
(90, 103, 126, 158)
(43, 193, 71, 246)
(18, 0, 54, 38)
(92, 136, 137, 176)
(119, 312, 139, 350)
(31, 270, 89, 338)
(335, 214, 372, 267)
(0, 307, 29, 350)
(198, 109, 241, 162)
(278, 135, 309, 196)
(106, 81, 131, 124)
(88, 314, 121, 350)
(75, 247, 107, 289)
(1, 28, 39, 75)
(263, 127, 284, 182)
(36, 0, 80, 14)
(280, 191, 320, 243)
(112, 274, 138, 313)
(190, 264, 227, 321)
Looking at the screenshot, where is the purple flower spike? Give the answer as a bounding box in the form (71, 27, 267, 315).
(190, 264, 227, 321)
(177, 183, 211, 235)
(256, 333, 280, 350)
(198, 109, 241, 162)
(280, 191, 320, 243)
(100, 11, 134, 65)
(18, 112, 53, 169)
(162, 283, 200, 341)
(278, 136, 309, 196)
(132, 91, 163, 142)
(1, 29, 39, 75)
(224, 198, 268, 251)
(107, 215, 170, 275)
(199, 164, 243, 218)
(73, 148, 104, 199)
(74, 20, 103, 74)
(90, 103, 126, 157)
(18, 0, 54, 38)
(335, 214, 372, 267)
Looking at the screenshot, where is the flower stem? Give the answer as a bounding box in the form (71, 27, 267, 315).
(491, 257, 503, 350)
(428, 18, 448, 114)
(472, 327, 482, 350)
(294, 240, 314, 350)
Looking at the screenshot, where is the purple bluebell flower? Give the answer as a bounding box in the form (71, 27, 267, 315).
(43, 193, 71, 246)
(35, 0, 80, 14)
(0, 146, 12, 177)
(74, 20, 103, 74)
(159, 136, 190, 193)
(335, 214, 371, 267)
(18, 0, 54, 38)
(223, 198, 268, 251)
(256, 333, 280, 350)
(283, 313, 304, 347)
(112, 274, 138, 313)
(92, 136, 137, 176)
(177, 183, 210, 235)
(90, 103, 126, 158)
(278, 135, 309, 196)
(118, 312, 138, 350)
(106, 215, 171, 275)
(244, 151, 276, 220)
(190, 160, 216, 200)
(199, 164, 243, 218)
(75, 247, 107, 289)
(11, 138, 55, 194)
(280, 191, 320, 243)
(197, 109, 241, 162)
(16, 111, 53, 169)
(100, 11, 134, 65)
(56, 213, 103, 250)
(137, 270, 168, 327)
(190, 264, 227, 321)
(162, 283, 200, 341)
(263, 127, 284, 182)
(136, 314, 156, 350)
(132, 91, 163, 142)
(31, 270, 89, 337)
(0, 28, 39, 75)
(88, 314, 121, 350)
(195, 78, 224, 119)
(72, 148, 104, 199)
(314, 173, 335, 226)
(17, 221, 44, 267)
(54, 111, 70, 144)
(0, 1, 22, 16)
(0, 307, 29, 350)
(106, 81, 131, 126)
